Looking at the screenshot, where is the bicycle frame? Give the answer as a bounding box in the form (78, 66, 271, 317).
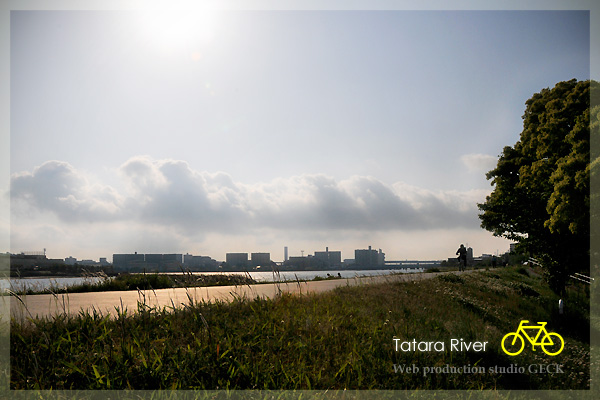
(501, 320, 564, 356)
(515, 320, 548, 348)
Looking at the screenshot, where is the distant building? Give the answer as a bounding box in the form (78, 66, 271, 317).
(251, 253, 271, 267)
(112, 253, 182, 272)
(9, 253, 67, 279)
(113, 253, 145, 271)
(354, 246, 385, 268)
(144, 254, 163, 266)
(226, 253, 249, 268)
(314, 247, 342, 268)
(146, 254, 183, 271)
(183, 253, 218, 270)
(64, 256, 77, 265)
(79, 259, 99, 266)
(285, 255, 321, 270)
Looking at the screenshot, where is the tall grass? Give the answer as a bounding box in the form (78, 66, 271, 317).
(9, 272, 257, 296)
(10, 266, 590, 390)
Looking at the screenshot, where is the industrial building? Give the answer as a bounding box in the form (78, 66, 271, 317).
(183, 254, 218, 270)
(314, 247, 342, 268)
(251, 253, 271, 267)
(112, 253, 183, 272)
(354, 246, 385, 268)
(112, 253, 145, 271)
(226, 253, 249, 268)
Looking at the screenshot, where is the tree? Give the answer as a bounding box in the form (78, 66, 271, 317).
(478, 79, 598, 293)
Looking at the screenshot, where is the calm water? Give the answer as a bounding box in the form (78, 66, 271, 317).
(0, 276, 107, 293)
(1, 268, 423, 293)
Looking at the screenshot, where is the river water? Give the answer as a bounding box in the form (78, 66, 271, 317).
(0, 268, 423, 293)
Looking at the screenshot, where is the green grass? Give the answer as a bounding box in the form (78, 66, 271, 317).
(10, 266, 591, 390)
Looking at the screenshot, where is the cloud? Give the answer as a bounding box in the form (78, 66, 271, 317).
(118, 156, 248, 231)
(460, 153, 497, 174)
(11, 157, 489, 233)
(11, 160, 124, 222)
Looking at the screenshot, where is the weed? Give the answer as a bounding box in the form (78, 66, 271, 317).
(10, 273, 257, 296)
(10, 266, 589, 390)
(437, 273, 464, 284)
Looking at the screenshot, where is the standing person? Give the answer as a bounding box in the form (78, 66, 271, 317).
(456, 244, 467, 271)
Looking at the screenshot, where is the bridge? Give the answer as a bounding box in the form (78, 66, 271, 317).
(384, 260, 442, 269)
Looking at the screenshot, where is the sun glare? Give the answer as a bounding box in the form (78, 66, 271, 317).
(136, 9, 220, 53)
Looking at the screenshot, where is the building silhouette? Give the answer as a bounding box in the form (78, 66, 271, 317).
(251, 253, 271, 267)
(112, 253, 183, 272)
(314, 247, 342, 268)
(112, 253, 145, 271)
(226, 253, 249, 268)
(183, 254, 218, 270)
(354, 246, 385, 268)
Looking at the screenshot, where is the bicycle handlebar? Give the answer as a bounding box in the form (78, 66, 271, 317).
(518, 320, 546, 327)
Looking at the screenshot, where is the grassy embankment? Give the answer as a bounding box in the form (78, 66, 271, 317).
(8, 272, 258, 296)
(7, 269, 358, 296)
(10, 265, 591, 390)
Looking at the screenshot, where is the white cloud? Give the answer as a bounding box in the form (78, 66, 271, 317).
(11, 160, 124, 222)
(9, 156, 512, 260)
(11, 157, 491, 235)
(460, 154, 497, 174)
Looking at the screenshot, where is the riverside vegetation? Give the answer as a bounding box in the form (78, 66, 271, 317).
(10, 265, 591, 390)
(8, 272, 257, 296)
(7, 270, 352, 296)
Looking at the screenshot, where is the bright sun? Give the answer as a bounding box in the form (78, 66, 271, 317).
(135, 9, 220, 53)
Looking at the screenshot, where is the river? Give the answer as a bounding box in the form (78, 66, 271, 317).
(0, 268, 423, 293)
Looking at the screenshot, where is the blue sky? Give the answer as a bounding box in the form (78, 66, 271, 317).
(3, 3, 596, 262)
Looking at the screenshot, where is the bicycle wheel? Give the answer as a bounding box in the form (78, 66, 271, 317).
(501, 332, 525, 356)
(541, 332, 564, 356)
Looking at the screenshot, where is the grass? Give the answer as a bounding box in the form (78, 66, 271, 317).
(5, 269, 392, 296)
(9, 265, 591, 390)
(8, 271, 257, 296)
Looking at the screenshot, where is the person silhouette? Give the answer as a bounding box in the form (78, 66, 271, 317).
(456, 244, 467, 272)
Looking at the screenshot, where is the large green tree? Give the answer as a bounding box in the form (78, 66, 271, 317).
(478, 79, 598, 293)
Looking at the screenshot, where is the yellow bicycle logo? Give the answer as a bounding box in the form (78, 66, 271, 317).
(501, 320, 564, 356)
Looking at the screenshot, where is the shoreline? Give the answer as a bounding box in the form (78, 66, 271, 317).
(2, 267, 438, 296)
(9, 269, 470, 320)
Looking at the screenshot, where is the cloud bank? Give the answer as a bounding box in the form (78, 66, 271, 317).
(11, 156, 489, 234)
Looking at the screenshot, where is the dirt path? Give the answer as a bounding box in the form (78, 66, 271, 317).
(6, 270, 474, 321)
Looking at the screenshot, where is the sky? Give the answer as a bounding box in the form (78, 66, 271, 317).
(3, 3, 596, 263)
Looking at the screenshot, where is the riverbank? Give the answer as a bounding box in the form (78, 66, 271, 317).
(9, 265, 591, 391)
(2, 268, 428, 295)
(9, 270, 444, 320)
(7, 272, 258, 296)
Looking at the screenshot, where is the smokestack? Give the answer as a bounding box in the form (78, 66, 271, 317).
(284, 246, 288, 262)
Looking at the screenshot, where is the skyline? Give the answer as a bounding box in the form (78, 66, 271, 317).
(4, 5, 597, 263)
(9, 241, 499, 265)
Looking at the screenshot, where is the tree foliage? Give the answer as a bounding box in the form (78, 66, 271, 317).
(478, 79, 598, 293)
